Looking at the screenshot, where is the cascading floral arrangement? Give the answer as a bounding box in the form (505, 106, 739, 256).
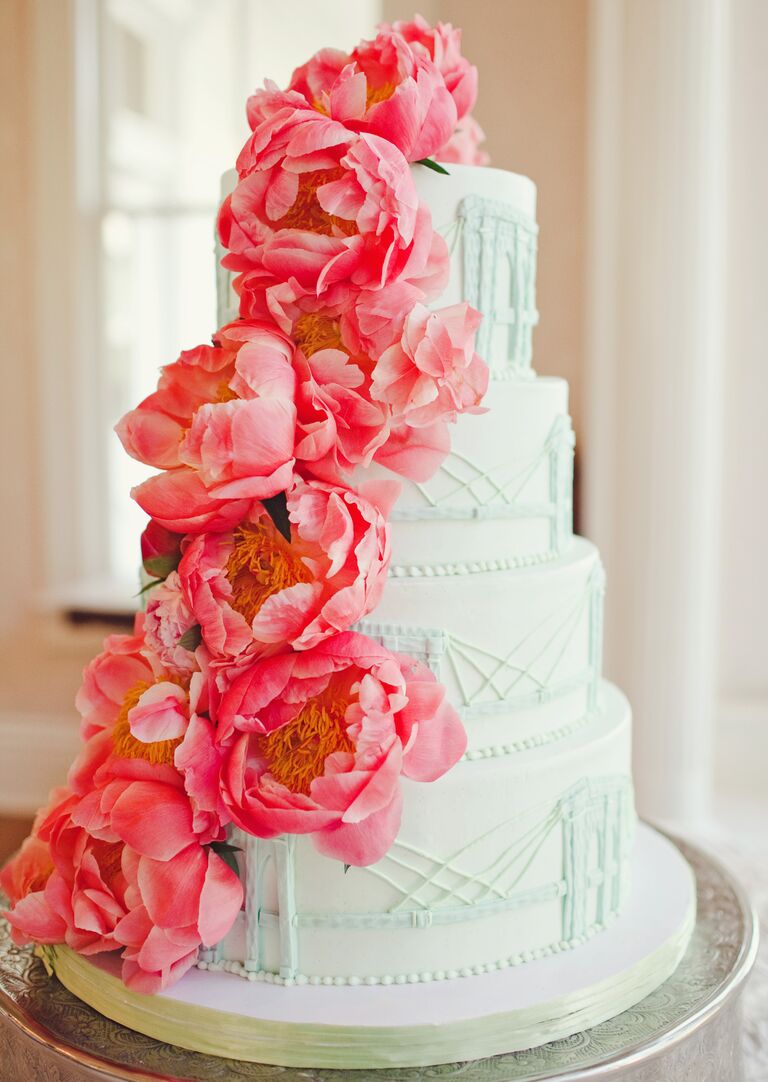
(2, 15, 488, 995)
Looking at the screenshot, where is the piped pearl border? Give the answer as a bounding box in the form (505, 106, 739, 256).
(196, 916, 617, 987)
(388, 548, 557, 579)
(463, 711, 593, 760)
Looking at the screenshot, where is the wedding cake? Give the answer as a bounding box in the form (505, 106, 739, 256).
(1, 15, 694, 1068)
(204, 160, 634, 986)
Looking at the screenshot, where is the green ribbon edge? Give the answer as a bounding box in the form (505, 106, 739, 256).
(43, 887, 695, 1070)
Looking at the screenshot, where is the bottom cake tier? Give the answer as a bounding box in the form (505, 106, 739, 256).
(42, 824, 696, 1069)
(202, 680, 634, 985)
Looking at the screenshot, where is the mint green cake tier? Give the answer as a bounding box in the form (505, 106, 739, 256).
(44, 825, 695, 1069)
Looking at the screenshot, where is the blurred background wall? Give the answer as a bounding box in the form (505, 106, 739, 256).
(0, 0, 765, 832)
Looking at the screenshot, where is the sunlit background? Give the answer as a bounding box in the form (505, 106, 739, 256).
(0, 1, 766, 861)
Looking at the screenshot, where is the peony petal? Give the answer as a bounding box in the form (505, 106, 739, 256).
(136, 847, 206, 929)
(109, 782, 195, 861)
(197, 851, 244, 947)
(248, 581, 324, 645)
(128, 683, 189, 744)
(401, 696, 467, 783)
(132, 469, 253, 534)
(4, 888, 68, 945)
(312, 787, 403, 867)
(373, 420, 450, 482)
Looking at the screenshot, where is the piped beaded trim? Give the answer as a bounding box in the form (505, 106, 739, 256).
(197, 914, 618, 987)
(389, 548, 557, 578)
(463, 710, 593, 760)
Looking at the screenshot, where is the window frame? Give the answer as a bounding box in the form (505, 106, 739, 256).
(32, 0, 384, 615)
(34, 0, 222, 614)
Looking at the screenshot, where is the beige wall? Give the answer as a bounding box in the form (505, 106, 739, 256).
(0, 1, 100, 735)
(0, 0, 39, 626)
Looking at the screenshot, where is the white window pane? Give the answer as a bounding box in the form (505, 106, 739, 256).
(92, 0, 384, 590)
(102, 210, 218, 581)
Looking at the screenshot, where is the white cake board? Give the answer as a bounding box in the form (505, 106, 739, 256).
(48, 823, 696, 1069)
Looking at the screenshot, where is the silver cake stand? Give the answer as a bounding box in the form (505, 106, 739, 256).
(0, 834, 758, 1082)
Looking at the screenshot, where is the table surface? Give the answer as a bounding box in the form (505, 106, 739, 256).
(0, 833, 758, 1082)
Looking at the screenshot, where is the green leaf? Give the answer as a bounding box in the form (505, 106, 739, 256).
(415, 158, 450, 175)
(210, 840, 242, 878)
(135, 576, 167, 598)
(211, 842, 242, 854)
(261, 492, 292, 543)
(178, 624, 203, 651)
(143, 553, 180, 579)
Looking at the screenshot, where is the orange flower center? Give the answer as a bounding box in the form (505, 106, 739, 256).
(111, 679, 185, 767)
(19, 845, 54, 897)
(293, 312, 345, 357)
(92, 840, 125, 891)
(215, 380, 238, 403)
(225, 520, 313, 625)
(366, 81, 397, 107)
(260, 691, 354, 795)
(272, 167, 357, 237)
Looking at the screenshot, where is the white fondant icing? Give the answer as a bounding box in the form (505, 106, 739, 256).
(359, 376, 573, 572)
(215, 683, 632, 983)
(217, 165, 540, 379)
(414, 164, 539, 375)
(415, 162, 537, 234)
(208, 160, 638, 1004)
(49, 825, 694, 1067)
(358, 537, 604, 753)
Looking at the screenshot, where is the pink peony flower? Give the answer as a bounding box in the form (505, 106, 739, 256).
(216, 632, 467, 866)
(385, 15, 478, 123)
(378, 16, 488, 163)
(437, 114, 490, 166)
(120, 321, 300, 533)
(179, 394, 296, 501)
(68, 670, 239, 992)
(144, 572, 198, 674)
(236, 233, 448, 363)
(176, 479, 396, 662)
(219, 92, 448, 328)
(116, 321, 295, 463)
(371, 302, 487, 427)
(131, 469, 257, 536)
(3, 791, 242, 995)
(78, 770, 215, 861)
(72, 620, 231, 848)
(372, 417, 452, 482)
(1, 834, 53, 907)
(287, 329, 452, 484)
(115, 340, 238, 471)
(141, 520, 183, 579)
(75, 614, 166, 741)
(4, 789, 130, 956)
(115, 842, 242, 994)
(288, 26, 457, 162)
(0, 809, 57, 908)
(69, 687, 230, 856)
(292, 346, 391, 481)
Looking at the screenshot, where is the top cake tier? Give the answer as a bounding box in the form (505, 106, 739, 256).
(217, 164, 540, 379)
(413, 163, 539, 377)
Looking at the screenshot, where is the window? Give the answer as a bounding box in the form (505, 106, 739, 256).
(52, 0, 382, 610)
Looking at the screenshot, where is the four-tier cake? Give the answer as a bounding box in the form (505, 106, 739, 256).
(1, 14, 695, 1069)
